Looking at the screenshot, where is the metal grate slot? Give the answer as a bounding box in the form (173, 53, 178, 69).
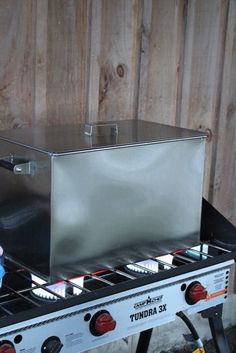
(186, 248, 213, 258)
(112, 268, 136, 280)
(207, 243, 231, 253)
(2, 284, 41, 307)
(88, 274, 115, 286)
(65, 279, 90, 294)
(0, 304, 13, 316)
(173, 254, 196, 263)
(155, 258, 176, 269)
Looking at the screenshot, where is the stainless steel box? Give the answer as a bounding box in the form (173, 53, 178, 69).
(0, 120, 206, 280)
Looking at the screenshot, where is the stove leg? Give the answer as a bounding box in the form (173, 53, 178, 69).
(201, 304, 230, 353)
(135, 328, 153, 353)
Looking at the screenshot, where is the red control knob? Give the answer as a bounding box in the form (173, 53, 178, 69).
(185, 281, 208, 305)
(95, 312, 116, 335)
(0, 343, 16, 353)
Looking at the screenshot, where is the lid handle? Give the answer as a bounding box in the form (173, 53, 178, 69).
(84, 123, 118, 137)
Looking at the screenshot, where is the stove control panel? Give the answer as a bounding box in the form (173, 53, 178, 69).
(0, 260, 233, 353)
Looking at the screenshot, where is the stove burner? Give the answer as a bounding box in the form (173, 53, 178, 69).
(126, 259, 159, 274)
(31, 275, 84, 301)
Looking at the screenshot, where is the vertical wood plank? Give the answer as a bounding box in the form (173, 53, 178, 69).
(138, 0, 186, 125)
(46, 0, 90, 125)
(179, 0, 229, 197)
(0, 0, 36, 130)
(137, 0, 152, 121)
(87, 0, 102, 123)
(34, 0, 48, 125)
(212, 0, 236, 224)
(92, 0, 142, 122)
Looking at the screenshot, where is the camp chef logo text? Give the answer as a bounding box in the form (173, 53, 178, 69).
(130, 303, 167, 322)
(133, 295, 163, 310)
(130, 295, 166, 323)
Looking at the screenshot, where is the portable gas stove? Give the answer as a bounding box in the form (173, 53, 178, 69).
(0, 200, 235, 353)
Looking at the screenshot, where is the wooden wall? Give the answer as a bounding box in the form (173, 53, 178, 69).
(0, 0, 236, 224)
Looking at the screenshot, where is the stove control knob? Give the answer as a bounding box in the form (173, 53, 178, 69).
(41, 336, 63, 353)
(90, 310, 116, 336)
(0, 343, 16, 353)
(0, 341, 16, 353)
(185, 281, 208, 305)
(95, 312, 116, 335)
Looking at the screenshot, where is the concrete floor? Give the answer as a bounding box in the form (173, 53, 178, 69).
(204, 326, 236, 353)
(159, 326, 236, 353)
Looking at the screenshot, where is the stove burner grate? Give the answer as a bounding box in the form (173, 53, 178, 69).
(0, 241, 234, 329)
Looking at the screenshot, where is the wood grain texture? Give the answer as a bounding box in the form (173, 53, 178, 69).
(138, 0, 186, 125)
(34, 0, 48, 125)
(46, 0, 90, 125)
(0, 0, 36, 130)
(94, 0, 142, 122)
(178, 0, 229, 197)
(87, 0, 102, 123)
(212, 0, 236, 224)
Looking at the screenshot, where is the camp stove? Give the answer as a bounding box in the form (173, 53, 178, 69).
(0, 200, 235, 353)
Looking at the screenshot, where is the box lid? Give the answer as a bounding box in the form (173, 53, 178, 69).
(0, 120, 206, 155)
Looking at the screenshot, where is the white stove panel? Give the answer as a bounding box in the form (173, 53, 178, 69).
(0, 260, 233, 353)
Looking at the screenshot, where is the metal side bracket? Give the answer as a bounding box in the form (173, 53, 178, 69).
(201, 304, 231, 353)
(0, 156, 36, 175)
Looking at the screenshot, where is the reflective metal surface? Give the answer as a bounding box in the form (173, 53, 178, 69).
(0, 141, 51, 277)
(0, 120, 206, 280)
(0, 120, 206, 154)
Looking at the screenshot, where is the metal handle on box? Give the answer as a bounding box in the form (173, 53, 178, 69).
(84, 123, 118, 137)
(0, 156, 36, 175)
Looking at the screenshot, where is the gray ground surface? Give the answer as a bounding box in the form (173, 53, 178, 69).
(159, 326, 236, 353)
